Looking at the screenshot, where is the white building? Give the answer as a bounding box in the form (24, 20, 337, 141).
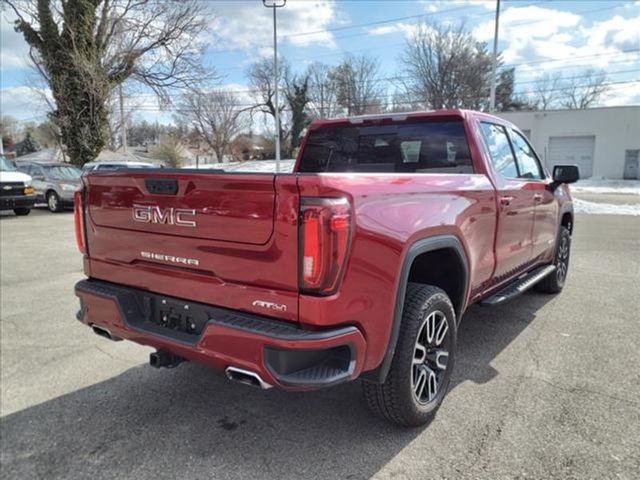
(499, 106, 640, 180)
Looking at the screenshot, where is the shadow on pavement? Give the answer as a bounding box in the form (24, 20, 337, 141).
(1, 291, 553, 480)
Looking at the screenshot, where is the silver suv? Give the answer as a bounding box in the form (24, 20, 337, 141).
(16, 161, 82, 212)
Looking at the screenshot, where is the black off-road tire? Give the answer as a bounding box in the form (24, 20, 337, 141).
(362, 283, 457, 427)
(13, 208, 31, 216)
(536, 226, 571, 294)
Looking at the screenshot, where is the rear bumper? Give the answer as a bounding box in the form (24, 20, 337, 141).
(0, 195, 36, 209)
(75, 279, 366, 390)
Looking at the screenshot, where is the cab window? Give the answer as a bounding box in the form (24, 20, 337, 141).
(479, 122, 518, 178)
(510, 129, 544, 180)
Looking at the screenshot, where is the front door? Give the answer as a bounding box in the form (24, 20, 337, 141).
(508, 128, 558, 260)
(28, 164, 47, 202)
(479, 122, 536, 281)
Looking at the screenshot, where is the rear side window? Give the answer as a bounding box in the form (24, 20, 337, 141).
(480, 122, 518, 179)
(298, 120, 473, 173)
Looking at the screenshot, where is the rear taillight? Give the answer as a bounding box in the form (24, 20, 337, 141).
(299, 197, 351, 295)
(74, 189, 85, 253)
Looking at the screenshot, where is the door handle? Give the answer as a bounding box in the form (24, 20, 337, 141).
(499, 196, 514, 207)
(533, 193, 543, 203)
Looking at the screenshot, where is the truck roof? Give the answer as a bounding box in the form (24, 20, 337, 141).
(307, 109, 508, 131)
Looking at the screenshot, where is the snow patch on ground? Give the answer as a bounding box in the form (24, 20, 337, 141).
(224, 159, 296, 173)
(570, 179, 640, 195)
(573, 198, 640, 216)
(183, 159, 295, 173)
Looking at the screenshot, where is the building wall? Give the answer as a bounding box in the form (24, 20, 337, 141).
(499, 106, 640, 179)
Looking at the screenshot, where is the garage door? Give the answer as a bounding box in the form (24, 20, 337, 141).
(548, 136, 595, 179)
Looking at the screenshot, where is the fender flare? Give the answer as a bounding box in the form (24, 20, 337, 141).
(361, 234, 469, 384)
(559, 202, 574, 233)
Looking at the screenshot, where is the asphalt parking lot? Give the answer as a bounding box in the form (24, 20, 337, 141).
(1, 206, 639, 480)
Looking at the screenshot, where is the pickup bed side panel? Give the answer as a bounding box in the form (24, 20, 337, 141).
(297, 173, 497, 372)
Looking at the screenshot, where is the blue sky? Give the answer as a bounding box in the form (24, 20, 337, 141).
(1, 0, 639, 124)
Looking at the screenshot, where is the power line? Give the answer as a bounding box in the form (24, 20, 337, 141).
(122, 51, 640, 100)
(214, 2, 619, 69)
(121, 79, 640, 113)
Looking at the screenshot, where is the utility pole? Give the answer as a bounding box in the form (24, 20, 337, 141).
(263, 0, 286, 173)
(489, 0, 501, 112)
(119, 84, 128, 155)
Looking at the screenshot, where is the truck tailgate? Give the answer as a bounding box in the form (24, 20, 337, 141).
(87, 171, 276, 244)
(83, 171, 300, 320)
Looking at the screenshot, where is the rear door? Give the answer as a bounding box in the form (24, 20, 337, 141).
(479, 122, 536, 280)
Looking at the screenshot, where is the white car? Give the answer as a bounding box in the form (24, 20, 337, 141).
(0, 156, 37, 216)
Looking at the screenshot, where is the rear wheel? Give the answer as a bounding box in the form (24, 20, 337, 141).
(13, 208, 31, 216)
(536, 226, 571, 293)
(47, 191, 62, 213)
(362, 284, 457, 427)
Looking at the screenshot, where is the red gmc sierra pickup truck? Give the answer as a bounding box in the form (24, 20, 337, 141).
(74, 110, 579, 426)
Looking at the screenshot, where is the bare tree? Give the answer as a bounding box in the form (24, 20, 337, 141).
(306, 62, 341, 119)
(284, 73, 310, 153)
(387, 88, 423, 113)
(330, 54, 383, 116)
(177, 89, 248, 163)
(246, 57, 289, 143)
(5, 0, 211, 165)
(532, 72, 563, 110)
(401, 23, 494, 110)
(1, 115, 21, 146)
(561, 69, 609, 109)
(150, 133, 187, 168)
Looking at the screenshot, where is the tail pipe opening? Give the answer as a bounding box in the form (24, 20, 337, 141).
(91, 325, 121, 341)
(225, 366, 272, 390)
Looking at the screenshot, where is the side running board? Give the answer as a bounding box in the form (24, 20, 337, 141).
(480, 265, 556, 306)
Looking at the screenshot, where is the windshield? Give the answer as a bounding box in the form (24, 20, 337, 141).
(46, 166, 81, 180)
(0, 156, 17, 172)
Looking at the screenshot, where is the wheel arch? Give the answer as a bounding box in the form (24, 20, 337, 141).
(561, 209, 574, 234)
(45, 188, 58, 199)
(361, 234, 469, 384)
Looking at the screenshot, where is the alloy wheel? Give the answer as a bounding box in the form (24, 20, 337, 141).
(557, 235, 569, 283)
(412, 310, 450, 405)
(48, 193, 58, 212)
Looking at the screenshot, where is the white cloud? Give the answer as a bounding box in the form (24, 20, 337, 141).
(580, 15, 640, 52)
(1, 12, 31, 69)
(472, 4, 640, 77)
(210, 0, 342, 54)
(601, 81, 640, 107)
(367, 22, 421, 38)
(0, 85, 52, 121)
(473, 6, 581, 44)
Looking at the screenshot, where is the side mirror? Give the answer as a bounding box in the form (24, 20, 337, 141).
(551, 165, 579, 190)
(33, 175, 45, 181)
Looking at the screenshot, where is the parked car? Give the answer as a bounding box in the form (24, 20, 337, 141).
(15, 161, 81, 212)
(0, 155, 36, 216)
(73, 109, 579, 426)
(82, 161, 159, 172)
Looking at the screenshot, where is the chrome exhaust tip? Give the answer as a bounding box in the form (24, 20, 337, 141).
(225, 366, 272, 390)
(91, 325, 121, 341)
